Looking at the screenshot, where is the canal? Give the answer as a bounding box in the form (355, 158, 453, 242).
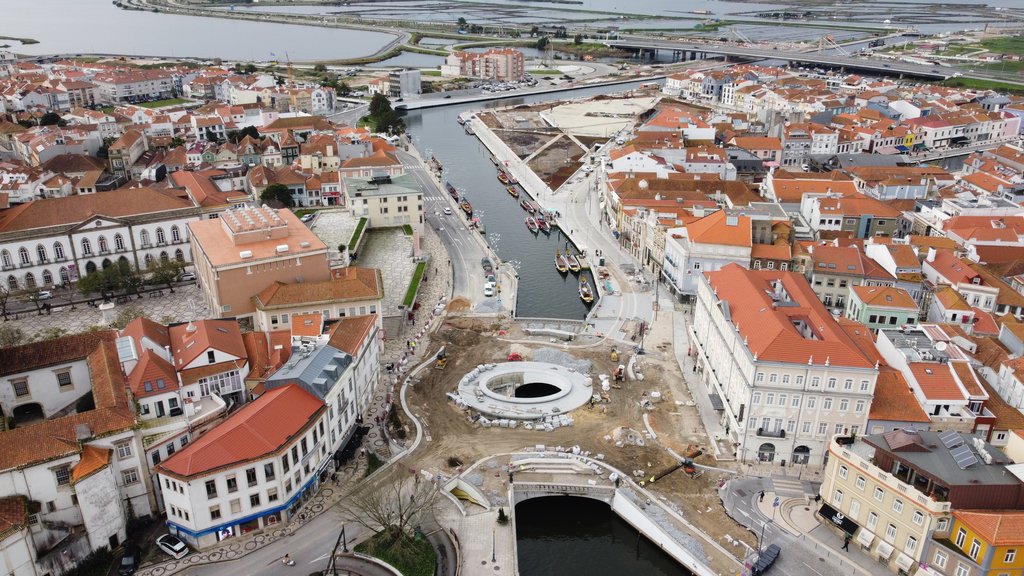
(404, 81, 651, 319)
(516, 497, 691, 576)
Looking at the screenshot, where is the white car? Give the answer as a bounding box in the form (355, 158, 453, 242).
(37, 290, 53, 300)
(443, 207, 452, 215)
(156, 534, 189, 560)
(483, 282, 496, 297)
(582, 165, 594, 174)
(178, 272, 196, 282)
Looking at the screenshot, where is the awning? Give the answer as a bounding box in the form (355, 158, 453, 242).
(951, 136, 969, 143)
(895, 552, 914, 572)
(857, 529, 875, 547)
(709, 394, 725, 410)
(877, 540, 895, 561)
(895, 145, 909, 152)
(817, 503, 859, 535)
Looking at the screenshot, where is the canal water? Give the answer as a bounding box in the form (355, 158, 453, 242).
(516, 497, 692, 576)
(404, 82, 651, 319)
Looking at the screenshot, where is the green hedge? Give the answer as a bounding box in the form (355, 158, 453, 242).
(403, 262, 426, 308)
(402, 224, 414, 236)
(355, 529, 436, 576)
(348, 217, 369, 252)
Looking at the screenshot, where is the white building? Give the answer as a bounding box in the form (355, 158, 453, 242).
(689, 264, 879, 466)
(0, 188, 204, 293)
(157, 384, 330, 549)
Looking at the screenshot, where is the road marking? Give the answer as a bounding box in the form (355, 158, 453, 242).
(800, 562, 825, 576)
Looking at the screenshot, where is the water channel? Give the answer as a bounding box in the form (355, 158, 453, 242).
(404, 81, 654, 319)
(516, 496, 692, 576)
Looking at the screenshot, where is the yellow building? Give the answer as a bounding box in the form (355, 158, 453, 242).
(922, 510, 1024, 576)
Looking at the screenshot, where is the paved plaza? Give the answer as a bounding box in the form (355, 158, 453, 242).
(357, 228, 417, 317)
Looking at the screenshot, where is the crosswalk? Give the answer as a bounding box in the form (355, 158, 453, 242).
(771, 476, 808, 497)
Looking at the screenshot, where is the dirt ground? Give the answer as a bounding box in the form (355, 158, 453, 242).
(400, 316, 756, 564)
(528, 136, 585, 189)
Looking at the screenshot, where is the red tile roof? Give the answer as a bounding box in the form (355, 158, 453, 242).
(241, 330, 292, 383)
(686, 210, 751, 247)
(0, 331, 116, 377)
(71, 445, 111, 483)
(157, 384, 324, 479)
(327, 315, 377, 357)
(128, 350, 178, 399)
(169, 319, 247, 369)
(869, 368, 930, 423)
(908, 362, 965, 402)
(0, 497, 28, 540)
(705, 264, 875, 367)
(954, 510, 1024, 546)
(851, 286, 918, 310)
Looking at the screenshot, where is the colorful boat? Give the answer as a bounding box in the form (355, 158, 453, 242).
(457, 116, 466, 125)
(497, 171, 511, 185)
(506, 172, 518, 185)
(460, 199, 473, 216)
(520, 199, 535, 213)
(536, 214, 550, 234)
(490, 156, 500, 166)
(525, 217, 539, 233)
(507, 186, 520, 198)
(446, 182, 459, 200)
(567, 252, 581, 273)
(431, 156, 443, 171)
(465, 124, 475, 135)
(579, 277, 595, 303)
(555, 251, 569, 274)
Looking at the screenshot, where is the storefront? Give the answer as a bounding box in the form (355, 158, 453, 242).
(817, 502, 859, 535)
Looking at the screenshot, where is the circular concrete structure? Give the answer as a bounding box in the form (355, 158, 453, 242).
(455, 362, 593, 420)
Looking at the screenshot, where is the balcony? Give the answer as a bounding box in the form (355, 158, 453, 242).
(831, 438, 951, 513)
(757, 427, 786, 439)
(140, 395, 227, 446)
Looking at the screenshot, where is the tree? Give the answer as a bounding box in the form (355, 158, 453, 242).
(339, 470, 439, 540)
(33, 327, 67, 342)
(0, 325, 24, 347)
(536, 37, 550, 50)
(245, 63, 257, 74)
(530, 25, 539, 37)
(368, 93, 392, 119)
(77, 267, 122, 298)
(117, 260, 145, 297)
(169, 136, 186, 148)
(146, 259, 184, 293)
(0, 286, 11, 321)
(39, 112, 67, 127)
(574, 33, 584, 45)
(112, 306, 149, 330)
(227, 125, 260, 144)
(313, 63, 327, 73)
(457, 16, 468, 28)
(260, 183, 294, 208)
(375, 109, 406, 135)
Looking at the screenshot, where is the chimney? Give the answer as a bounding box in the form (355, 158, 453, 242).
(927, 247, 937, 263)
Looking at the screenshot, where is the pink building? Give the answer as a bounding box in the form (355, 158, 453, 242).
(442, 48, 525, 82)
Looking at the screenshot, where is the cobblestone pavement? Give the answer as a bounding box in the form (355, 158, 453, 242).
(357, 228, 416, 317)
(1, 285, 209, 340)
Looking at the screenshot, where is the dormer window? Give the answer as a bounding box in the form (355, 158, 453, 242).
(971, 277, 981, 285)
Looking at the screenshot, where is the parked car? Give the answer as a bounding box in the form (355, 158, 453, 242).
(483, 281, 496, 297)
(156, 534, 190, 560)
(37, 290, 53, 300)
(178, 272, 196, 282)
(300, 213, 315, 223)
(118, 546, 140, 575)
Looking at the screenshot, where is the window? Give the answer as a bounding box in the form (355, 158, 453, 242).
(756, 373, 764, 383)
(792, 395, 800, 407)
(115, 234, 125, 251)
(874, 487, 884, 502)
(954, 564, 969, 576)
(752, 392, 761, 404)
(207, 350, 216, 364)
(246, 468, 257, 487)
(268, 488, 279, 502)
(166, 444, 175, 456)
(206, 480, 217, 499)
(834, 423, 844, 435)
(937, 518, 950, 532)
(171, 225, 181, 243)
(782, 375, 790, 384)
(849, 499, 860, 519)
(969, 539, 981, 560)
(818, 423, 828, 435)
(905, 536, 917, 554)
(226, 476, 238, 493)
(230, 499, 241, 514)
(18, 247, 29, 265)
(249, 493, 260, 507)
(56, 370, 73, 388)
(54, 242, 65, 260)
(855, 475, 866, 489)
(766, 393, 775, 405)
(807, 397, 816, 408)
(778, 394, 787, 406)
(934, 550, 947, 569)
(823, 398, 833, 410)
(54, 466, 71, 486)
(827, 378, 837, 389)
(210, 506, 221, 520)
(140, 230, 150, 246)
(811, 377, 820, 387)
(81, 238, 92, 255)
(98, 236, 108, 253)
(838, 465, 848, 480)
(1, 250, 11, 268)
(839, 399, 849, 412)
(892, 499, 904, 513)
(156, 228, 166, 245)
(1005, 550, 1016, 563)
(116, 442, 132, 460)
(886, 523, 897, 541)
(855, 400, 865, 413)
(12, 379, 29, 397)
(264, 463, 275, 481)
(769, 374, 778, 383)
(152, 452, 161, 465)
(912, 511, 923, 525)
(955, 528, 966, 547)
(833, 489, 843, 506)
(35, 245, 46, 263)
(867, 512, 878, 530)
(122, 468, 140, 485)
(282, 454, 290, 473)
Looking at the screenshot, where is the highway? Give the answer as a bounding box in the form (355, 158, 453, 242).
(604, 36, 1022, 85)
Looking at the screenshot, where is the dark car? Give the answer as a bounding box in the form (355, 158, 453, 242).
(118, 547, 140, 575)
(751, 543, 781, 575)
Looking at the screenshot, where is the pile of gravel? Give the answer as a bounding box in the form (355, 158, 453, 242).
(474, 299, 504, 313)
(532, 347, 593, 375)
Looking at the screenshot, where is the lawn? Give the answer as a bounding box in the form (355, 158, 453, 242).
(980, 35, 1024, 57)
(355, 529, 436, 576)
(138, 98, 191, 108)
(421, 69, 443, 76)
(529, 69, 562, 75)
(967, 59, 1024, 75)
(940, 77, 1024, 94)
(348, 217, 368, 252)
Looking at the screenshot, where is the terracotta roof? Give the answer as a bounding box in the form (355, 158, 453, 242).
(954, 510, 1024, 546)
(169, 320, 247, 370)
(178, 360, 247, 386)
(0, 497, 28, 540)
(705, 264, 875, 367)
(980, 378, 1024, 432)
(0, 187, 194, 233)
(327, 315, 377, 356)
(971, 307, 1000, 337)
(120, 316, 170, 350)
(0, 330, 116, 377)
(71, 445, 111, 483)
(241, 330, 292, 382)
(968, 263, 1024, 309)
(290, 313, 324, 338)
(157, 384, 324, 479)
(869, 368, 930, 423)
(909, 362, 965, 402)
(128, 350, 178, 399)
(935, 286, 971, 312)
(685, 210, 751, 247)
(254, 267, 383, 309)
(750, 243, 792, 261)
(950, 361, 986, 398)
(341, 149, 400, 169)
(851, 286, 918, 310)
